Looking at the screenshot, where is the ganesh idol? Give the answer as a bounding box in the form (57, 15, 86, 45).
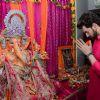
(0, 10, 55, 100)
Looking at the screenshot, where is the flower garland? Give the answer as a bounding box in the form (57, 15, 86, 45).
(4, 0, 41, 3)
(4, 0, 23, 3)
(70, 0, 76, 66)
(71, 0, 76, 39)
(51, 0, 76, 39)
(33, 0, 41, 3)
(51, 0, 71, 9)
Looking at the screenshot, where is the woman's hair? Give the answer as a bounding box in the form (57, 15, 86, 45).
(77, 11, 100, 29)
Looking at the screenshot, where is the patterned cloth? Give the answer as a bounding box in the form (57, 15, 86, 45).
(0, 50, 55, 100)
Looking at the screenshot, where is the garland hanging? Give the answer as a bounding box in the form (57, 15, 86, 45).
(4, 0, 41, 3)
(33, 0, 41, 3)
(51, 0, 76, 38)
(4, 0, 22, 3)
(51, 0, 71, 10)
(71, 0, 76, 39)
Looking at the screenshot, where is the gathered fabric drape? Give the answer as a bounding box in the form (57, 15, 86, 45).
(46, 0, 72, 77)
(0, 0, 72, 77)
(0, 0, 2, 33)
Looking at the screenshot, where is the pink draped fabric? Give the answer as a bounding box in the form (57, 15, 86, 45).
(46, 0, 72, 77)
(87, 37, 100, 100)
(0, 0, 2, 32)
(2, 1, 10, 30)
(34, 4, 41, 44)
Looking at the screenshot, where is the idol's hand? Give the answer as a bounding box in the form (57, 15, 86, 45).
(76, 39, 92, 55)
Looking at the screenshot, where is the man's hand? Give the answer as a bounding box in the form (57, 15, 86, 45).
(76, 39, 92, 55)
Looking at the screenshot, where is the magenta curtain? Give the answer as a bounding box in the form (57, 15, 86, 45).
(46, 0, 72, 77)
(1, 1, 10, 31)
(0, 0, 2, 33)
(34, 4, 41, 44)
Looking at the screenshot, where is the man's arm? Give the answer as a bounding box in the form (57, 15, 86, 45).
(88, 54, 100, 76)
(76, 39, 100, 76)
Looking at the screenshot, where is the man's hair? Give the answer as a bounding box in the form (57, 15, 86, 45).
(77, 11, 100, 29)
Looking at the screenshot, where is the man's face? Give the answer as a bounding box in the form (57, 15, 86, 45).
(82, 26, 97, 39)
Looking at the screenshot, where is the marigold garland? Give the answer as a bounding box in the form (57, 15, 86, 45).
(33, 0, 41, 3)
(4, 0, 41, 3)
(51, 0, 71, 10)
(4, 0, 22, 3)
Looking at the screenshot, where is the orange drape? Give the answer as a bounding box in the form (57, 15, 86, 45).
(41, 0, 48, 52)
(10, 3, 21, 10)
(26, 0, 35, 50)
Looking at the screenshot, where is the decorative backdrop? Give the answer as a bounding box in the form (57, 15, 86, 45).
(46, 0, 73, 77)
(0, 0, 76, 77)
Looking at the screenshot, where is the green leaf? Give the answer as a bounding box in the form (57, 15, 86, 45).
(51, 0, 56, 2)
